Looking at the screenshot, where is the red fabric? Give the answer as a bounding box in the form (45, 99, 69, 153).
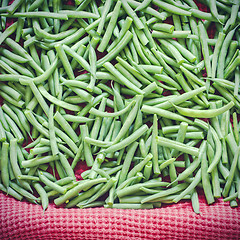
(0, 191, 240, 240)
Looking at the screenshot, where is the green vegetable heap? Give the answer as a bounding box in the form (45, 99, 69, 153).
(0, 0, 240, 213)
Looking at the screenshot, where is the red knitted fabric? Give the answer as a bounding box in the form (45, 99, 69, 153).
(0, 190, 240, 240)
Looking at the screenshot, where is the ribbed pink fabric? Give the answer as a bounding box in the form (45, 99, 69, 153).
(0, 191, 239, 240)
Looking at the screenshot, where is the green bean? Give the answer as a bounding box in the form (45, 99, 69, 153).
(159, 157, 176, 171)
(89, 98, 107, 142)
(0, 59, 19, 75)
(223, 0, 239, 32)
(152, 23, 174, 33)
(39, 84, 82, 112)
(173, 168, 202, 203)
(6, 0, 23, 14)
(47, 104, 58, 156)
(152, 30, 191, 39)
(162, 125, 200, 135)
(168, 39, 196, 63)
(157, 86, 206, 110)
(10, 139, 28, 189)
(107, 164, 126, 177)
(0, 21, 18, 45)
(30, 145, 51, 156)
(21, 155, 59, 168)
(117, 142, 138, 186)
(233, 67, 240, 98)
(3, 11, 68, 19)
(96, 0, 112, 34)
(89, 100, 135, 118)
(150, 114, 160, 176)
(103, 62, 144, 95)
(9, 181, 38, 201)
(61, 86, 94, 105)
(97, 31, 133, 67)
(27, 0, 43, 11)
(156, 136, 199, 157)
(223, 192, 238, 203)
(2, 104, 27, 138)
(86, 177, 117, 204)
(4, 37, 44, 74)
(211, 32, 226, 79)
(43, 120, 78, 154)
(0, 107, 10, 132)
(1, 142, 9, 188)
(44, 177, 73, 193)
(55, 44, 74, 80)
(61, 44, 90, 73)
(38, 171, 67, 194)
(222, 146, 240, 197)
(58, 10, 98, 19)
(128, 0, 168, 21)
(180, 66, 214, 95)
(141, 183, 188, 204)
(0, 183, 23, 201)
(15, 1, 27, 43)
(54, 178, 107, 206)
(4, 114, 24, 143)
(62, 115, 93, 123)
(108, 17, 133, 52)
(17, 175, 39, 181)
(76, 198, 103, 208)
(84, 137, 112, 148)
(165, 132, 204, 140)
(217, 26, 238, 78)
(190, 8, 225, 22)
(141, 105, 193, 125)
(207, 142, 221, 198)
(201, 141, 215, 204)
(26, 82, 48, 116)
(0, 84, 22, 102)
(121, 0, 144, 30)
(24, 110, 49, 138)
(152, 0, 191, 15)
(224, 54, 240, 79)
(24, 135, 42, 149)
(115, 63, 142, 88)
(80, 124, 94, 167)
(0, 48, 28, 64)
(127, 153, 152, 179)
(33, 182, 48, 212)
(53, 111, 79, 143)
(173, 101, 234, 118)
(7, 104, 30, 135)
(116, 56, 150, 85)
(66, 183, 103, 208)
(190, 189, 200, 214)
(133, 0, 151, 11)
(171, 122, 188, 157)
(197, 21, 212, 78)
(97, 1, 121, 52)
(39, 27, 86, 50)
(103, 124, 148, 154)
(0, 120, 6, 142)
(113, 95, 142, 143)
(119, 195, 146, 204)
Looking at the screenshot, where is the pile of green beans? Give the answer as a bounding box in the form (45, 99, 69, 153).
(0, 0, 240, 213)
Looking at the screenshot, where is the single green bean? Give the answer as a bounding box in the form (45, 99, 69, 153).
(173, 101, 234, 118)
